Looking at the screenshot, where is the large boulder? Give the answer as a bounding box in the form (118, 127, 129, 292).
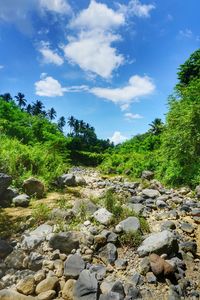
(49, 232, 80, 254)
(0, 239, 13, 258)
(74, 270, 99, 300)
(64, 254, 85, 279)
(137, 230, 178, 257)
(23, 178, 45, 198)
(93, 208, 113, 225)
(57, 174, 76, 187)
(0, 290, 36, 300)
(22, 225, 53, 251)
(0, 173, 12, 197)
(117, 217, 140, 233)
(12, 194, 30, 207)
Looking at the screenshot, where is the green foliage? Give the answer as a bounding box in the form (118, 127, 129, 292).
(71, 151, 105, 166)
(32, 203, 51, 225)
(0, 135, 69, 187)
(118, 230, 142, 248)
(0, 209, 22, 238)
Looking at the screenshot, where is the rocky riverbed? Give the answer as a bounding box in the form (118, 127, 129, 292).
(0, 169, 200, 299)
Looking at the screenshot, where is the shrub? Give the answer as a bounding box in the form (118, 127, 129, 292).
(119, 230, 142, 248)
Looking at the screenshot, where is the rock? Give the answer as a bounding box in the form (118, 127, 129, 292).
(62, 279, 76, 300)
(93, 208, 113, 225)
(0, 187, 18, 207)
(99, 292, 121, 300)
(156, 199, 168, 209)
(64, 254, 85, 279)
(34, 270, 46, 283)
(146, 272, 157, 284)
(0, 289, 36, 300)
(99, 243, 117, 264)
(21, 235, 45, 251)
(115, 259, 128, 270)
(127, 203, 144, 214)
(73, 199, 98, 215)
(111, 281, 125, 300)
(90, 265, 106, 281)
(195, 185, 200, 198)
(160, 221, 176, 231)
(117, 217, 140, 233)
(137, 230, 178, 257)
(149, 254, 174, 277)
(16, 275, 35, 295)
(74, 269, 98, 300)
(142, 189, 160, 199)
(35, 276, 59, 295)
(179, 241, 197, 255)
(12, 194, 30, 207)
(5, 250, 26, 269)
(27, 252, 44, 271)
(0, 239, 13, 258)
(180, 222, 194, 233)
(75, 177, 87, 186)
(139, 257, 150, 275)
(57, 174, 76, 187)
(129, 196, 145, 204)
(0, 173, 12, 197)
(37, 290, 56, 300)
(49, 232, 80, 254)
(23, 178, 45, 198)
(141, 171, 154, 180)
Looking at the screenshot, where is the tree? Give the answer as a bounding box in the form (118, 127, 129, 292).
(58, 116, 66, 132)
(0, 93, 12, 102)
(15, 92, 27, 109)
(148, 118, 164, 135)
(177, 49, 200, 86)
(32, 100, 45, 116)
(26, 104, 32, 114)
(47, 108, 57, 120)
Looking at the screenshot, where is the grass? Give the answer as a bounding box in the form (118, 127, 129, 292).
(0, 208, 25, 238)
(31, 203, 51, 225)
(118, 230, 143, 248)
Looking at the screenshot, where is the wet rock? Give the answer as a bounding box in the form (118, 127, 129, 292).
(12, 194, 30, 207)
(64, 254, 85, 279)
(137, 230, 178, 257)
(16, 275, 35, 295)
(23, 177, 45, 198)
(99, 243, 117, 264)
(35, 276, 59, 295)
(117, 217, 140, 233)
(74, 269, 98, 300)
(0, 239, 13, 259)
(49, 232, 80, 254)
(93, 208, 113, 225)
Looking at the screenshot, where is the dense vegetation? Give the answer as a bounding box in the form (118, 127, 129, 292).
(0, 95, 112, 187)
(101, 49, 200, 187)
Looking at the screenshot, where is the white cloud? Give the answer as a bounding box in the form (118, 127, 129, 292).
(124, 112, 143, 120)
(39, 42, 64, 65)
(39, 0, 71, 14)
(110, 131, 127, 145)
(0, 65, 4, 69)
(70, 0, 125, 30)
(119, 0, 155, 18)
(90, 75, 155, 109)
(63, 31, 124, 78)
(35, 74, 65, 97)
(179, 29, 193, 39)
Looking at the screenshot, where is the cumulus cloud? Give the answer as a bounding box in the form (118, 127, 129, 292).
(39, 42, 64, 65)
(35, 74, 65, 96)
(118, 0, 155, 18)
(90, 75, 155, 109)
(124, 112, 143, 120)
(110, 131, 127, 145)
(39, 0, 71, 14)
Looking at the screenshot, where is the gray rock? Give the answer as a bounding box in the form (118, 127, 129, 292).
(49, 232, 80, 254)
(76, 176, 87, 186)
(160, 221, 176, 231)
(127, 203, 144, 214)
(93, 208, 113, 225)
(111, 281, 125, 300)
(64, 254, 85, 279)
(137, 230, 178, 257)
(180, 222, 194, 233)
(99, 243, 117, 264)
(142, 189, 160, 199)
(12, 194, 30, 207)
(141, 170, 154, 180)
(115, 259, 128, 270)
(0, 187, 18, 207)
(74, 269, 98, 300)
(5, 250, 26, 269)
(90, 264, 106, 281)
(0, 173, 12, 197)
(139, 257, 150, 275)
(156, 199, 168, 209)
(22, 224, 52, 251)
(179, 241, 197, 255)
(28, 252, 44, 271)
(23, 177, 45, 198)
(118, 217, 140, 233)
(57, 173, 76, 187)
(195, 185, 200, 198)
(129, 196, 144, 204)
(131, 272, 144, 286)
(100, 292, 121, 300)
(0, 239, 13, 259)
(146, 272, 157, 284)
(125, 286, 141, 300)
(73, 199, 98, 215)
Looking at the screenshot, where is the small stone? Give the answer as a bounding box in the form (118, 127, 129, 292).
(115, 259, 128, 270)
(0, 289, 35, 300)
(111, 281, 125, 300)
(180, 222, 194, 234)
(34, 270, 46, 283)
(117, 217, 140, 233)
(93, 208, 113, 225)
(99, 243, 117, 265)
(141, 171, 154, 180)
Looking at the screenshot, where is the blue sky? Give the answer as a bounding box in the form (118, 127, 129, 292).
(0, 0, 199, 144)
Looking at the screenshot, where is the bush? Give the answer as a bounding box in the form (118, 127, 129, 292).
(119, 230, 142, 248)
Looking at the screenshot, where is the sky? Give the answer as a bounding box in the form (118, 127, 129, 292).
(0, 0, 199, 144)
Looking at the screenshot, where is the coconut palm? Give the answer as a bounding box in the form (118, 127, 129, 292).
(15, 92, 27, 108)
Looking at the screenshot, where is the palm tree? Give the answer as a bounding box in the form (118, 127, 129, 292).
(26, 104, 32, 114)
(58, 116, 66, 132)
(149, 118, 164, 135)
(15, 92, 27, 108)
(67, 116, 75, 133)
(32, 100, 45, 116)
(0, 93, 12, 102)
(47, 107, 57, 120)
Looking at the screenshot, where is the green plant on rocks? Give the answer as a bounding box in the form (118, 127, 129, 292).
(32, 203, 51, 225)
(119, 230, 143, 248)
